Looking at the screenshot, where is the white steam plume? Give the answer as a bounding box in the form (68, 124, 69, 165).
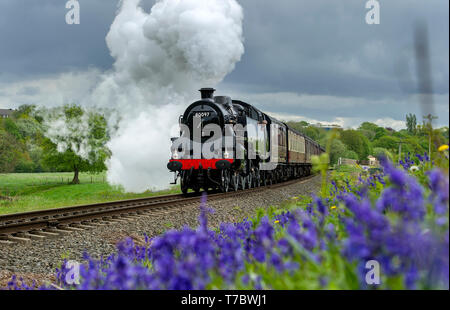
(87, 0, 244, 192)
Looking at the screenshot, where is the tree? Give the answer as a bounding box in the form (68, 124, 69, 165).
(13, 104, 38, 119)
(359, 122, 379, 132)
(15, 118, 44, 141)
(0, 129, 23, 173)
(373, 136, 399, 152)
(442, 127, 449, 141)
(2, 118, 22, 141)
(340, 130, 371, 161)
(328, 139, 348, 165)
(286, 121, 304, 133)
(358, 122, 382, 142)
(299, 121, 309, 127)
(284, 121, 327, 143)
(42, 105, 110, 184)
(373, 147, 393, 161)
(344, 150, 359, 160)
(374, 126, 388, 140)
(303, 126, 321, 141)
(406, 113, 417, 135)
(359, 129, 376, 141)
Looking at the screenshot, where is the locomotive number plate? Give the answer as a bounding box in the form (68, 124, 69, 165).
(194, 112, 211, 118)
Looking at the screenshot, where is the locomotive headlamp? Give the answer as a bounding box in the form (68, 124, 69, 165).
(216, 160, 231, 170)
(167, 160, 182, 172)
(224, 151, 230, 159)
(172, 151, 180, 160)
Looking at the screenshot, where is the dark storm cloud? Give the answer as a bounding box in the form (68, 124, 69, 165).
(0, 0, 448, 126)
(0, 0, 118, 81)
(222, 0, 449, 99)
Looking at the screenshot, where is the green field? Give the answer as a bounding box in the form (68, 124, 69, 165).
(0, 172, 180, 215)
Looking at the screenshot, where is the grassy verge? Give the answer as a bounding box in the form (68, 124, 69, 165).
(0, 172, 180, 215)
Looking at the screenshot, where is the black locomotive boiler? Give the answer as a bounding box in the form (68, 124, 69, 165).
(167, 88, 325, 194)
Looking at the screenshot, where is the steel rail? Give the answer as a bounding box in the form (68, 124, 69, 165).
(0, 174, 317, 241)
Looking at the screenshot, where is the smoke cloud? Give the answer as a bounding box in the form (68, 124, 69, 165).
(83, 0, 245, 192)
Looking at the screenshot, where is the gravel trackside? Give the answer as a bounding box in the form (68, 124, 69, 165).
(0, 174, 322, 287)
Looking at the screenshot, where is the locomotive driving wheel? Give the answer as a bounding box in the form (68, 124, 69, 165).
(220, 169, 230, 193)
(231, 171, 239, 191)
(254, 169, 261, 187)
(239, 174, 246, 190)
(247, 172, 253, 189)
(181, 172, 189, 195)
(261, 171, 267, 186)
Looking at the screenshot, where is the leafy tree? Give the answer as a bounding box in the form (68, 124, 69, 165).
(441, 127, 449, 141)
(286, 121, 303, 133)
(359, 122, 379, 132)
(359, 123, 387, 145)
(344, 150, 359, 160)
(340, 130, 371, 161)
(299, 121, 309, 127)
(406, 113, 417, 135)
(359, 129, 376, 141)
(2, 118, 22, 141)
(402, 137, 425, 155)
(0, 130, 22, 172)
(303, 126, 321, 141)
(15, 118, 44, 141)
(373, 147, 394, 160)
(32, 143, 46, 171)
(373, 136, 399, 152)
(12, 104, 43, 123)
(42, 105, 110, 184)
(328, 139, 348, 165)
(374, 126, 388, 140)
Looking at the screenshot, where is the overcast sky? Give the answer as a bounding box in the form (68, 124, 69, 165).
(0, 0, 448, 129)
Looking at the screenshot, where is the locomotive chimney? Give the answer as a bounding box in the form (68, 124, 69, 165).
(199, 88, 216, 100)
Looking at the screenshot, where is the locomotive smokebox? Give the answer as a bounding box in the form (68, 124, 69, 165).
(199, 88, 216, 100)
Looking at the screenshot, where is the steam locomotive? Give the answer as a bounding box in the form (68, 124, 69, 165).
(167, 88, 325, 194)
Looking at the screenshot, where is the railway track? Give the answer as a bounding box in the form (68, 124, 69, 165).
(0, 174, 317, 245)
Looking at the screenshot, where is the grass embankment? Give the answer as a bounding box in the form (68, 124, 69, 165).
(0, 172, 180, 215)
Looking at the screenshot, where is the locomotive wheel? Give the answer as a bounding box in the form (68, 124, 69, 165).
(261, 171, 267, 186)
(247, 173, 253, 189)
(220, 169, 230, 193)
(239, 175, 246, 190)
(231, 172, 239, 191)
(255, 169, 261, 187)
(181, 172, 189, 195)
